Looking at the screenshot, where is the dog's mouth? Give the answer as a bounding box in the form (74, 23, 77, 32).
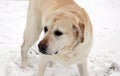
(54, 51, 58, 54)
(40, 50, 59, 55)
(50, 50, 59, 55)
(49, 50, 59, 55)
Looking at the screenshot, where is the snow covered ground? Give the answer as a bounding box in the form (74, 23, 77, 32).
(0, 0, 120, 76)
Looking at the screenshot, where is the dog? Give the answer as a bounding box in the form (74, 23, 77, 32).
(21, 0, 93, 76)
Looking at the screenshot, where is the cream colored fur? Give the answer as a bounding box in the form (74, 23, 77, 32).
(21, 0, 93, 76)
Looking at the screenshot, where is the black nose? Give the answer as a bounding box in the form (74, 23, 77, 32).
(38, 42, 48, 54)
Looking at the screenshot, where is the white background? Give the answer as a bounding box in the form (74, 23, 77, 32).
(0, 0, 120, 76)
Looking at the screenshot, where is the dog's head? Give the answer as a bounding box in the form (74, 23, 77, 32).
(38, 18, 84, 55)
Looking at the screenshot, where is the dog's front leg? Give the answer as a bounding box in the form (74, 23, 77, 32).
(21, 1, 42, 69)
(77, 60, 88, 76)
(38, 56, 49, 76)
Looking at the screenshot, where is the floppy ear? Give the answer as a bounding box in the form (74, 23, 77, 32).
(78, 23, 84, 43)
(72, 24, 79, 37)
(73, 23, 84, 43)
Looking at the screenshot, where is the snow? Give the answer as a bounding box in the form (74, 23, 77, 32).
(0, 0, 120, 76)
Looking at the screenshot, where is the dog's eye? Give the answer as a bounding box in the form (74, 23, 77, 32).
(44, 26, 48, 33)
(54, 30, 63, 36)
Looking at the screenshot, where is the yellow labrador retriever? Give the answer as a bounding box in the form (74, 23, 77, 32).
(21, 0, 93, 76)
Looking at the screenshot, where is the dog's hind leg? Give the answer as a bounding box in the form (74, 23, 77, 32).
(21, 2, 42, 69)
(77, 61, 88, 76)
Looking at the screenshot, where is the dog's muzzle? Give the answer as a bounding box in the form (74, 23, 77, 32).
(38, 41, 58, 55)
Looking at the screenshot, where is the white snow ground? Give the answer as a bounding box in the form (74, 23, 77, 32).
(0, 0, 120, 76)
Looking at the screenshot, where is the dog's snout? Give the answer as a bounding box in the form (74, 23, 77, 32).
(38, 41, 48, 54)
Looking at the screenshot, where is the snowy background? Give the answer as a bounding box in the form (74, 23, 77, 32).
(0, 0, 120, 76)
